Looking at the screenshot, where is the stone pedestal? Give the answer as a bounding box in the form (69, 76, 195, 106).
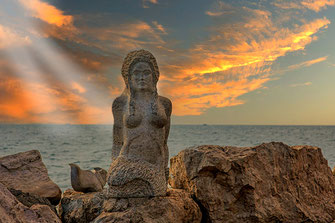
(60, 189, 202, 223)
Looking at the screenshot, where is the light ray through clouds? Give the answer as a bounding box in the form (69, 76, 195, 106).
(0, 0, 113, 124)
(0, 0, 334, 123)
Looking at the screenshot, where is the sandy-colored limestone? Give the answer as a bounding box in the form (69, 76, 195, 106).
(169, 142, 335, 223)
(0, 150, 62, 205)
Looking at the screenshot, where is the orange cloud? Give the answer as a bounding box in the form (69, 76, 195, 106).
(157, 14, 330, 115)
(301, 0, 335, 11)
(142, 0, 158, 8)
(161, 76, 270, 115)
(205, 11, 224, 17)
(78, 20, 167, 54)
(0, 75, 112, 124)
(274, 0, 335, 11)
(1, 1, 333, 122)
(290, 82, 312, 87)
(288, 56, 328, 70)
(18, 0, 73, 27)
(152, 21, 167, 34)
(164, 17, 329, 80)
(71, 82, 86, 94)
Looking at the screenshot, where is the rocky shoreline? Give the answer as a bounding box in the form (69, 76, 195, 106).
(1, 142, 335, 223)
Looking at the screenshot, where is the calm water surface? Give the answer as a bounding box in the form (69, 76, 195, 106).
(0, 125, 334, 190)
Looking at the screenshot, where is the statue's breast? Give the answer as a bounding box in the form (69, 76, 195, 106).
(125, 113, 142, 129)
(124, 105, 167, 129)
(149, 113, 167, 128)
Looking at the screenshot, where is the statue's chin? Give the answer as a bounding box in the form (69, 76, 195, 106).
(134, 87, 153, 92)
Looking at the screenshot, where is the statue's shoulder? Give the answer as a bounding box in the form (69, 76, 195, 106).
(159, 96, 172, 114)
(112, 95, 127, 113)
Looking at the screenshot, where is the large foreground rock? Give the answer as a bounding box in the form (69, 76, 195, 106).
(61, 189, 202, 223)
(169, 142, 335, 223)
(0, 183, 61, 223)
(0, 150, 62, 205)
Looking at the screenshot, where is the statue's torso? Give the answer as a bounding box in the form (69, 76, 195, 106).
(120, 98, 168, 167)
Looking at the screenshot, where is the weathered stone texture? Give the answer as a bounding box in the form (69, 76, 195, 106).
(61, 189, 202, 223)
(0, 150, 62, 205)
(61, 189, 106, 223)
(169, 142, 335, 223)
(108, 49, 172, 198)
(0, 183, 61, 223)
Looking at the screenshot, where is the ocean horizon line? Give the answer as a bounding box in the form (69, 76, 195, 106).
(0, 123, 335, 127)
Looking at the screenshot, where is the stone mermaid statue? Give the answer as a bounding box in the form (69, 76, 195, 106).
(107, 49, 172, 197)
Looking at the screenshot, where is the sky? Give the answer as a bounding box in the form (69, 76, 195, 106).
(0, 0, 334, 125)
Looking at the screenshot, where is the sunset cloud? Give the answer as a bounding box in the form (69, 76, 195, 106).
(157, 7, 330, 115)
(290, 82, 312, 87)
(77, 19, 167, 54)
(142, 0, 158, 8)
(18, 0, 73, 27)
(301, 0, 335, 12)
(152, 21, 167, 34)
(288, 56, 328, 70)
(274, 0, 335, 11)
(205, 11, 224, 17)
(0, 76, 111, 124)
(71, 82, 86, 94)
(0, 0, 334, 123)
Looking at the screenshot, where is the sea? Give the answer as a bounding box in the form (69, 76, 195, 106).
(0, 124, 334, 191)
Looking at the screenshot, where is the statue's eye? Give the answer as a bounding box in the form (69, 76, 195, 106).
(143, 71, 151, 76)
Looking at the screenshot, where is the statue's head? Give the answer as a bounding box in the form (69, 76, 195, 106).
(121, 49, 159, 92)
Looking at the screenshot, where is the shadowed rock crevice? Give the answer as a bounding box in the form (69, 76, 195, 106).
(9, 188, 57, 214)
(192, 194, 211, 223)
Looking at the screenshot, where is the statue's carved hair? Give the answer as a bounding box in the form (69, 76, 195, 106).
(121, 49, 159, 117)
(121, 49, 159, 88)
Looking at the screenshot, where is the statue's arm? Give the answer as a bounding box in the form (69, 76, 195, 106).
(111, 96, 125, 161)
(161, 96, 172, 144)
(161, 96, 172, 180)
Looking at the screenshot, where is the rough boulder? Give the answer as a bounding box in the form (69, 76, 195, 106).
(169, 142, 335, 223)
(0, 150, 62, 205)
(0, 183, 61, 223)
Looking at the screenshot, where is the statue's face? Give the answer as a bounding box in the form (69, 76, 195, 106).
(130, 62, 154, 92)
